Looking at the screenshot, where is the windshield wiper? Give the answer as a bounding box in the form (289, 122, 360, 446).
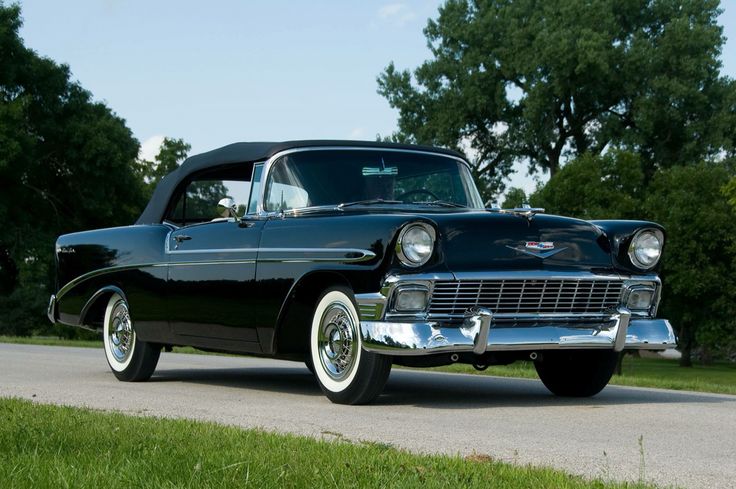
(413, 200, 467, 208)
(337, 199, 403, 209)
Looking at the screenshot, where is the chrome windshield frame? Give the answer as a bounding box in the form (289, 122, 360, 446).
(255, 146, 480, 216)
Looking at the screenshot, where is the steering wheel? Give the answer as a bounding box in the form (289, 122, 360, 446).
(396, 188, 440, 202)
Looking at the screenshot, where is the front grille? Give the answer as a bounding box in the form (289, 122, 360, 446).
(429, 279, 623, 317)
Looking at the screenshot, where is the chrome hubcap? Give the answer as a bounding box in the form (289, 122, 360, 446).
(108, 300, 134, 363)
(318, 302, 356, 380)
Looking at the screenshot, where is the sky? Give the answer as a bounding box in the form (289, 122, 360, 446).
(16, 0, 736, 197)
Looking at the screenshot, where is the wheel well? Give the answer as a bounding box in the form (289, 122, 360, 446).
(273, 272, 351, 355)
(79, 286, 124, 330)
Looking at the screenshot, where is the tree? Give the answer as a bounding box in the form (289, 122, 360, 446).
(500, 187, 527, 209)
(643, 163, 736, 365)
(378, 0, 735, 200)
(0, 4, 146, 335)
(531, 150, 645, 219)
(535, 153, 736, 365)
(137, 137, 191, 197)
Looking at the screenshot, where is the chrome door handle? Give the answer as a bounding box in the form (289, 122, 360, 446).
(174, 235, 192, 243)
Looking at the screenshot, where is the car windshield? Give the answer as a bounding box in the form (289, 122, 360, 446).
(263, 149, 484, 212)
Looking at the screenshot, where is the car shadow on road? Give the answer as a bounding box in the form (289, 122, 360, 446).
(150, 367, 324, 397)
(376, 369, 731, 409)
(148, 364, 732, 408)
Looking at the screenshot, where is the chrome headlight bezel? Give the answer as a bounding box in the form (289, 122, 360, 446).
(395, 222, 436, 268)
(627, 228, 664, 270)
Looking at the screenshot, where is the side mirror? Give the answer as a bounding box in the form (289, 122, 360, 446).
(217, 197, 238, 218)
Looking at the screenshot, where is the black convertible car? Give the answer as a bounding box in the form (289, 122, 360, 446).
(48, 140, 676, 404)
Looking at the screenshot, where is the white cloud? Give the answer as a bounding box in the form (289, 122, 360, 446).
(138, 135, 166, 161)
(377, 3, 416, 27)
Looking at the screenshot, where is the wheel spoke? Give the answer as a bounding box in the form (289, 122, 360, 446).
(107, 301, 135, 363)
(317, 302, 357, 381)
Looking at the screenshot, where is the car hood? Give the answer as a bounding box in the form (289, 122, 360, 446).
(428, 211, 612, 272)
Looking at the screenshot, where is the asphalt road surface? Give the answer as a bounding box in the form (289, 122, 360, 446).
(2, 343, 734, 488)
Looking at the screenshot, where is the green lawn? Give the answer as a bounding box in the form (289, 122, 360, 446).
(2, 335, 734, 395)
(0, 335, 202, 355)
(0, 397, 653, 488)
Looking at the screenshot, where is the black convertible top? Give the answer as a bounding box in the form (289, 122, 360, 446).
(135, 140, 465, 224)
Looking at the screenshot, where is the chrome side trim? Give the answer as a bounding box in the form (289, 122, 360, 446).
(256, 248, 376, 263)
(168, 247, 375, 262)
(56, 263, 162, 301)
(57, 249, 375, 302)
(168, 248, 259, 255)
(169, 260, 257, 266)
(360, 314, 675, 356)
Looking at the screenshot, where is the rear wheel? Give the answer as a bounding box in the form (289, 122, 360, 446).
(309, 286, 391, 404)
(534, 350, 619, 397)
(103, 293, 160, 382)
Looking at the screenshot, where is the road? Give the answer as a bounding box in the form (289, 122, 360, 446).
(1, 343, 734, 488)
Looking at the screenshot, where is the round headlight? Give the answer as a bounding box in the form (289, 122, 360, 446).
(628, 229, 664, 270)
(396, 223, 436, 267)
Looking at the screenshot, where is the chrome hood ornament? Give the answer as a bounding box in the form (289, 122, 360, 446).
(488, 203, 545, 220)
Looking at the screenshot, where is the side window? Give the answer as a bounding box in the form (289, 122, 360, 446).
(247, 164, 263, 215)
(264, 157, 310, 211)
(166, 168, 252, 226)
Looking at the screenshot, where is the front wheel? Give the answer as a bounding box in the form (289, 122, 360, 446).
(103, 293, 161, 382)
(534, 350, 619, 397)
(309, 286, 391, 404)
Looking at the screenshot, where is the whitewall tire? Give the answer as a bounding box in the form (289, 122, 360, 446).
(309, 286, 391, 404)
(102, 293, 160, 382)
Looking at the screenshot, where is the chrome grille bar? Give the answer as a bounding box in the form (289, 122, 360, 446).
(429, 278, 624, 317)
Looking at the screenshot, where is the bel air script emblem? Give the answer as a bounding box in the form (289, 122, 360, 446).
(506, 241, 567, 259)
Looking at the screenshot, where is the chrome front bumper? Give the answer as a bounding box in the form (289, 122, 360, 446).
(360, 307, 677, 356)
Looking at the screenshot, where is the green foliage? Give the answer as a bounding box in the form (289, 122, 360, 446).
(531, 150, 645, 219)
(137, 137, 190, 198)
(537, 154, 736, 364)
(0, 4, 146, 335)
(378, 0, 734, 200)
(500, 187, 527, 209)
(642, 163, 736, 364)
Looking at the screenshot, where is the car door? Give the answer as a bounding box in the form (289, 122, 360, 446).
(167, 219, 265, 347)
(164, 164, 265, 350)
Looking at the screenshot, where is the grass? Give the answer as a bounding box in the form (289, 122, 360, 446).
(3, 335, 735, 395)
(0, 335, 202, 355)
(0, 397, 653, 488)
